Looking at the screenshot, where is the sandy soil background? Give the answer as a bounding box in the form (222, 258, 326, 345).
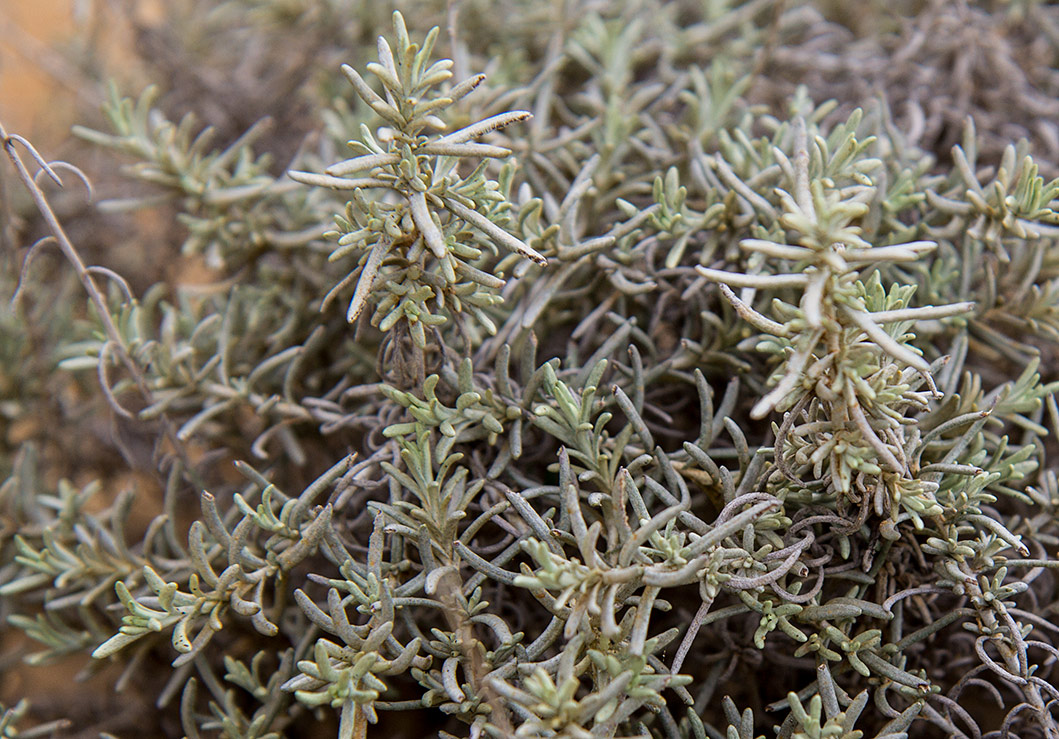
(1, 0, 83, 142)
(0, 0, 162, 144)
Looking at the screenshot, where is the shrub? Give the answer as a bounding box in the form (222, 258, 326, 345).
(3, 2, 1059, 737)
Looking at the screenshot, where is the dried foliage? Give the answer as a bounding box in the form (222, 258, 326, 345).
(3, 2, 1059, 738)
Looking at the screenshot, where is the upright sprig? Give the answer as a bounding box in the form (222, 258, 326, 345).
(699, 115, 972, 513)
(290, 11, 545, 375)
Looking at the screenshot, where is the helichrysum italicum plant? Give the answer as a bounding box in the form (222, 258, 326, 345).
(3, 2, 1059, 739)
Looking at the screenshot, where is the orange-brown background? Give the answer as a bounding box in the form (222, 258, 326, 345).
(0, 0, 163, 144)
(1, 0, 82, 141)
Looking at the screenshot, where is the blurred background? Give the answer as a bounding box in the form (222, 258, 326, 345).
(1, 0, 78, 140)
(0, 0, 158, 144)
(0, 1, 160, 726)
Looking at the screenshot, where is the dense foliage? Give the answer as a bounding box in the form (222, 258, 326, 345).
(3, 1, 1059, 737)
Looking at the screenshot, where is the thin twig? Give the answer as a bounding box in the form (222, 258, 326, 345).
(0, 120, 203, 488)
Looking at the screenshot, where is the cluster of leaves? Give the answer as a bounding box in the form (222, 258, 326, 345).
(3, 1, 1059, 738)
